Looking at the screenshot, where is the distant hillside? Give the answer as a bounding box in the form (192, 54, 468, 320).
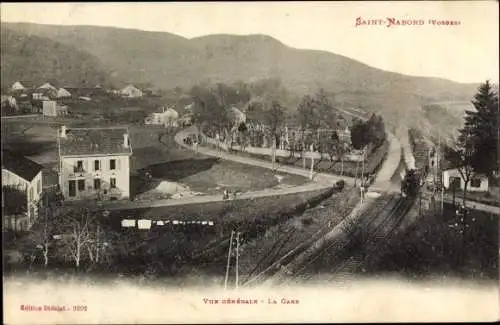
(0, 27, 117, 90)
(1, 22, 481, 130)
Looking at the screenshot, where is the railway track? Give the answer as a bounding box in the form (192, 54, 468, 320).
(267, 194, 416, 285)
(241, 196, 360, 287)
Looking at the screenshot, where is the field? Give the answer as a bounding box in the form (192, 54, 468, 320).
(1, 118, 309, 199)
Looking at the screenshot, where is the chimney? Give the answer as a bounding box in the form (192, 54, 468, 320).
(123, 132, 129, 148)
(60, 125, 67, 138)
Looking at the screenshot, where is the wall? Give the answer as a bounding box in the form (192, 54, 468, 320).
(60, 155, 130, 200)
(2, 168, 42, 227)
(42, 101, 57, 116)
(443, 169, 489, 192)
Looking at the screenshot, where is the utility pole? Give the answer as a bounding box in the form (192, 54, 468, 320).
(361, 146, 366, 187)
(224, 230, 235, 290)
(438, 131, 444, 215)
(272, 135, 276, 172)
(235, 231, 240, 289)
(310, 143, 314, 180)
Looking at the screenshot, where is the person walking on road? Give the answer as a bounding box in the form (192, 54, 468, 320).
(360, 185, 365, 203)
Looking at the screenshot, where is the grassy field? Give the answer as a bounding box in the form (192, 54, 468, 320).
(2, 118, 308, 198)
(364, 203, 498, 281)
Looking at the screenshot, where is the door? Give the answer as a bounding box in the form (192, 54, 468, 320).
(68, 180, 76, 197)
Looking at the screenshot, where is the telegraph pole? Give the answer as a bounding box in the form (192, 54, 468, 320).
(224, 230, 235, 290)
(438, 131, 444, 215)
(361, 146, 366, 186)
(310, 143, 314, 180)
(235, 232, 240, 289)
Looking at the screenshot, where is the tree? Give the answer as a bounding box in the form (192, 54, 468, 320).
(336, 138, 351, 176)
(262, 100, 285, 171)
(350, 118, 370, 150)
(58, 207, 95, 269)
(297, 95, 322, 168)
(190, 85, 230, 138)
(29, 203, 58, 267)
(445, 127, 477, 215)
(461, 80, 499, 176)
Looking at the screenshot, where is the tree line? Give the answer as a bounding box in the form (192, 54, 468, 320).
(444, 80, 499, 211)
(188, 80, 387, 168)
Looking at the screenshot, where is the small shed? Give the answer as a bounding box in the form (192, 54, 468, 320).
(42, 100, 57, 116)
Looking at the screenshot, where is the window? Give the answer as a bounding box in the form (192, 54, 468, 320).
(450, 177, 461, 190)
(75, 160, 83, 172)
(94, 178, 101, 190)
(110, 159, 116, 170)
(471, 178, 482, 188)
(68, 180, 76, 197)
(78, 179, 85, 191)
(37, 179, 41, 194)
(110, 177, 116, 188)
(29, 187, 33, 201)
(94, 160, 100, 171)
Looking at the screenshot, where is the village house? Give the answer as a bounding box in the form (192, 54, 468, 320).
(56, 88, 72, 99)
(145, 107, 179, 127)
(2, 150, 44, 231)
(442, 168, 489, 193)
(58, 126, 133, 201)
(42, 100, 69, 117)
(120, 84, 143, 98)
(11, 81, 26, 91)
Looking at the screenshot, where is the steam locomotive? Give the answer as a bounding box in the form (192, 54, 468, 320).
(401, 168, 422, 198)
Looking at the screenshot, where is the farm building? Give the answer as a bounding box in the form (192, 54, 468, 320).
(57, 126, 133, 201)
(56, 88, 72, 98)
(442, 168, 489, 192)
(2, 150, 44, 231)
(42, 101, 68, 117)
(145, 107, 179, 127)
(42, 100, 57, 116)
(11, 81, 25, 91)
(38, 82, 56, 90)
(120, 85, 143, 98)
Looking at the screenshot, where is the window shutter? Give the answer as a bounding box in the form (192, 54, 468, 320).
(84, 160, 89, 172)
(117, 158, 121, 171)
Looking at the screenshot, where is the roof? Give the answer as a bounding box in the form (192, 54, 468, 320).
(59, 127, 133, 157)
(2, 150, 44, 182)
(57, 88, 71, 97)
(38, 82, 56, 90)
(443, 168, 488, 178)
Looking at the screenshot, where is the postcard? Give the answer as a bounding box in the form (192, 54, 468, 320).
(2, 1, 499, 324)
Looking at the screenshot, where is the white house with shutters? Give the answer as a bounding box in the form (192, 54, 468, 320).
(58, 126, 133, 201)
(442, 168, 489, 192)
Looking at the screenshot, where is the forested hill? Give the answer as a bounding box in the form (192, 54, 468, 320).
(1, 22, 480, 130)
(0, 27, 117, 89)
(2, 23, 478, 99)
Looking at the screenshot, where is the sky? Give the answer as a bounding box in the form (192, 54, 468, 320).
(1, 1, 498, 84)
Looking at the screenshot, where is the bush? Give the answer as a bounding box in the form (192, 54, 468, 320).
(335, 180, 345, 191)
